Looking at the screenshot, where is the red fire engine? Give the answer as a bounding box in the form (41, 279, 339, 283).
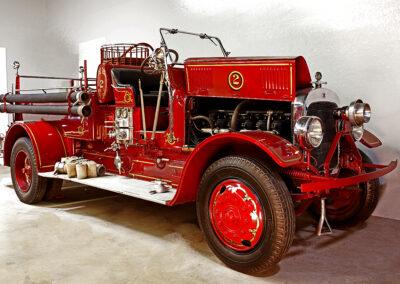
(0, 28, 397, 275)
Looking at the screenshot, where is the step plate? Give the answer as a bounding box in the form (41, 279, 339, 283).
(39, 172, 176, 205)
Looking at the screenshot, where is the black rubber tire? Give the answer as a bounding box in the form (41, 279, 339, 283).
(197, 156, 295, 275)
(10, 137, 47, 204)
(310, 150, 380, 228)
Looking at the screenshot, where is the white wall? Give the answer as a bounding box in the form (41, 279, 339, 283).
(79, 37, 106, 78)
(15, 0, 400, 219)
(0, 0, 79, 124)
(0, 0, 77, 90)
(0, 47, 7, 135)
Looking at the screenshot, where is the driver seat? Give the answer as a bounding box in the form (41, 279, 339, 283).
(111, 68, 169, 131)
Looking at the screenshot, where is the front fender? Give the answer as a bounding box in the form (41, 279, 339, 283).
(232, 131, 302, 167)
(168, 131, 302, 205)
(360, 129, 382, 148)
(4, 121, 67, 171)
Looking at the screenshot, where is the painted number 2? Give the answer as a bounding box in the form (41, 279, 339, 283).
(228, 71, 244, 91)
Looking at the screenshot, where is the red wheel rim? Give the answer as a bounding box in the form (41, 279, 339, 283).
(209, 179, 264, 251)
(326, 187, 362, 217)
(324, 169, 363, 218)
(14, 150, 32, 193)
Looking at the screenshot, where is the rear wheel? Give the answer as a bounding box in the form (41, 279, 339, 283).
(197, 156, 295, 275)
(10, 137, 47, 204)
(310, 150, 380, 228)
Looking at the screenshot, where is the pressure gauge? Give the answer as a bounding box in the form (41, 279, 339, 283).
(121, 108, 128, 119)
(116, 109, 122, 118)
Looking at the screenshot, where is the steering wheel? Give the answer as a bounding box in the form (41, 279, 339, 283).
(140, 48, 179, 75)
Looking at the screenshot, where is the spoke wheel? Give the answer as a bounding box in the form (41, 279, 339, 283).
(10, 137, 48, 204)
(14, 150, 33, 193)
(325, 184, 362, 220)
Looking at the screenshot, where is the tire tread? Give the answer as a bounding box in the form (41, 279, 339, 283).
(198, 156, 295, 275)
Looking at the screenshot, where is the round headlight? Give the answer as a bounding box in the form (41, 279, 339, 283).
(294, 116, 324, 149)
(352, 125, 364, 141)
(347, 99, 371, 126)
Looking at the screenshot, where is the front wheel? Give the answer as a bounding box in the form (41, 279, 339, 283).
(197, 156, 295, 275)
(10, 137, 47, 204)
(310, 150, 380, 228)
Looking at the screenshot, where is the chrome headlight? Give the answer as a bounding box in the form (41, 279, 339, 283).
(352, 125, 364, 141)
(346, 99, 371, 126)
(294, 116, 324, 149)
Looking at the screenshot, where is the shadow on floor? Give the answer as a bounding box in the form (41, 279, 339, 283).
(2, 177, 400, 282)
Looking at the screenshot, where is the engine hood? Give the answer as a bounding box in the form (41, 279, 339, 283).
(184, 56, 312, 101)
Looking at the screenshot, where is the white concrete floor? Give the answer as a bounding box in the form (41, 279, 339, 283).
(0, 166, 399, 284)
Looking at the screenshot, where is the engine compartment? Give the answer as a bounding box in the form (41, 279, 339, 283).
(186, 97, 292, 146)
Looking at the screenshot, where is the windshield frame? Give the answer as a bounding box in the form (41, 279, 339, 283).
(159, 28, 230, 61)
(158, 28, 229, 143)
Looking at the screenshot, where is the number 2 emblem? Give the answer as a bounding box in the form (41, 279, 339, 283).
(228, 71, 244, 90)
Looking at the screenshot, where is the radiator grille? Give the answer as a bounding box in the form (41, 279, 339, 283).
(307, 101, 338, 169)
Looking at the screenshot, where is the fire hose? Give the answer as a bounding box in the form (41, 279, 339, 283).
(0, 91, 91, 117)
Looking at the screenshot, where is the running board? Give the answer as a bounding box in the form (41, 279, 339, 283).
(39, 172, 176, 205)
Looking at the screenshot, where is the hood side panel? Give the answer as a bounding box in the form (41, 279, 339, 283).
(184, 56, 311, 102)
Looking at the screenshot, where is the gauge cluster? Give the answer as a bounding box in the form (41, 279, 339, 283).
(114, 107, 133, 145)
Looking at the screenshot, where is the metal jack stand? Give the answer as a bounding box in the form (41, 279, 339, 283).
(316, 198, 333, 236)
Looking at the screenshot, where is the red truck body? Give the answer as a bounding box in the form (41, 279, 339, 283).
(1, 28, 396, 274)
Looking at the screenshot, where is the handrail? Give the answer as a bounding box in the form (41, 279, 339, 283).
(120, 43, 154, 59)
(13, 87, 80, 93)
(100, 43, 151, 65)
(19, 75, 96, 81)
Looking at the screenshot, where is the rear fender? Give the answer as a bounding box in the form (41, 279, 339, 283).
(4, 121, 67, 171)
(168, 131, 302, 205)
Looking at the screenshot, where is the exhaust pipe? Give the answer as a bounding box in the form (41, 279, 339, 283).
(0, 104, 91, 117)
(0, 91, 90, 104)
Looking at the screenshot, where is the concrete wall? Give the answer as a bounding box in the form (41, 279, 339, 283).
(7, 0, 400, 219)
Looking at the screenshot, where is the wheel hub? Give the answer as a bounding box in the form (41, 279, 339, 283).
(209, 179, 264, 251)
(325, 169, 363, 216)
(326, 187, 361, 213)
(14, 150, 32, 193)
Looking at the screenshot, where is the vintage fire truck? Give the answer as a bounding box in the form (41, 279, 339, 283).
(0, 28, 397, 275)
